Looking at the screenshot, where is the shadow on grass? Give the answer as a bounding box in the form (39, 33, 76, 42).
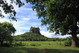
(0, 47, 79, 53)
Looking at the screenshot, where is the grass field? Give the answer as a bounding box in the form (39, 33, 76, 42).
(0, 41, 79, 53)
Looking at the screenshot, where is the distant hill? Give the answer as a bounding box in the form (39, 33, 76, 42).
(14, 27, 48, 41)
(14, 32, 48, 41)
(14, 27, 65, 41)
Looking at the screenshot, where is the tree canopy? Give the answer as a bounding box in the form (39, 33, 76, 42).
(0, 22, 16, 46)
(26, 0, 79, 47)
(0, 0, 24, 20)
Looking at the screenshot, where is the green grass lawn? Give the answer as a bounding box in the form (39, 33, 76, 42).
(0, 41, 79, 53)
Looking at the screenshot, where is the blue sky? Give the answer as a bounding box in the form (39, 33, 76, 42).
(0, 0, 71, 38)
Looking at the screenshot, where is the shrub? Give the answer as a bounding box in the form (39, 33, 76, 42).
(30, 44, 41, 46)
(2, 43, 11, 47)
(48, 43, 51, 45)
(13, 41, 25, 46)
(64, 39, 71, 46)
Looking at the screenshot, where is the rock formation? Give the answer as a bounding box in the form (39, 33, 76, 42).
(30, 27, 41, 35)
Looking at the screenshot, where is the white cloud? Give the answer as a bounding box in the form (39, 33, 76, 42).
(21, 17, 30, 21)
(40, 31, 71, 38)
(15, 7, 32, 13)
(40, 31, 55, 38)
(6, 0, 11, 5)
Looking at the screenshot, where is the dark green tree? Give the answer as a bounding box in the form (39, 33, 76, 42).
(0, 22, 16, 46)
(0, 0, 24, 20)
(26, 0, 79, 47)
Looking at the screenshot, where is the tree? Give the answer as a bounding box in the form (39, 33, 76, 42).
(0, 22, 16, 46)
(0, 0, 24, 20)
(26, 0, 79, 47)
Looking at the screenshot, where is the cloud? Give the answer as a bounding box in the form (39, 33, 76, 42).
(0, 18, 10, 23)
(22, 17, 30, 21)
(40, 31, 71, 38)
(40, 31, 53, 38)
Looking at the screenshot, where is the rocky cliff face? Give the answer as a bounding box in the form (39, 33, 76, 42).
(30, 27, 41, 35)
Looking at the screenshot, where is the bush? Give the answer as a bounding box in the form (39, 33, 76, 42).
(64, 39, 71, 46)
(2, 43, 11, 47)
(13, 41, 25, 46)
(64, 37, 79, 47)
(30, 44, 41, 46)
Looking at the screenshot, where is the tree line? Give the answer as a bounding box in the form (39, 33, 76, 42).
(13, 32, 66, 41)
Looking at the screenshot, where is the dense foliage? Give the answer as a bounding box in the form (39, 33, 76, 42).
(0, 22, 16, 46)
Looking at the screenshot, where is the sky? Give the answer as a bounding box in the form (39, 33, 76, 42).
(0, 0, 71, 38)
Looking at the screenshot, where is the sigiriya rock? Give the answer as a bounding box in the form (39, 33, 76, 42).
(30, 27, 41, 35)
